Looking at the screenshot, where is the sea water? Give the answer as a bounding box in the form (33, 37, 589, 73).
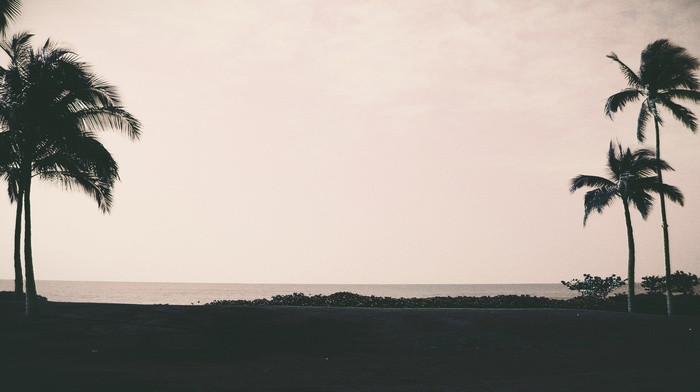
(0, 280, 578, 305)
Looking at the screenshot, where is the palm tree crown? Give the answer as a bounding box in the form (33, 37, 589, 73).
(570, 142, 683, 225)
(605, 39, 700, 142)
(0, 32, 140, 209)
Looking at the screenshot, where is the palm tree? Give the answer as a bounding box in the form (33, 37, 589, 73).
(570, 142, 683, 313)
(0, 0, 20, 36)
(605, 39, 700, 315)
(0, 136, 119, 298)
(0, 32, 140, 316)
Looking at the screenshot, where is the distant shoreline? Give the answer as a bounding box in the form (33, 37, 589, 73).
(3, 289, 698, 315)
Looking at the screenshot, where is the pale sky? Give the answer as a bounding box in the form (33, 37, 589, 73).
(0, 0, 699, 284)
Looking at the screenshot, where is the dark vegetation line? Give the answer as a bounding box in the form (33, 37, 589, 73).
(205, 291, 700, 315)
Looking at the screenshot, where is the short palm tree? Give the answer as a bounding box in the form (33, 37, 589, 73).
(0, 32, 140, 316)
(605, 39, 700, 315)
(570, 142, 683, 313)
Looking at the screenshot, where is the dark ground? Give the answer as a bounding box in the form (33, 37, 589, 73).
(1, 301, 698, 391)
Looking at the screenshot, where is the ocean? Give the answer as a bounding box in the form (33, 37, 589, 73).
(0, 280, 579, 305)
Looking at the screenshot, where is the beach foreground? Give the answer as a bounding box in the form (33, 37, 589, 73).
(1, 301, 698, 391)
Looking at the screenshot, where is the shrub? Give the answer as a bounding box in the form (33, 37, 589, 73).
(561, 274, 626, 300)
(640, 275, 665, 295)
(641, 270, 700, 295)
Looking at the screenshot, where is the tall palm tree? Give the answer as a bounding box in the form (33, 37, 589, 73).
(570, 142, 683, 313)
(0, 0, 20, 36)
(605, 39, 700, 315)
(0, 32, 140, 316)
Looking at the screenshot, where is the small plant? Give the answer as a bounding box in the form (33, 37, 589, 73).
(561, 274, 626, 300)
(642, 271, 699, 295)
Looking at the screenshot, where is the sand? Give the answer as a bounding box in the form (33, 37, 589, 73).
(1, 300, 698, 391)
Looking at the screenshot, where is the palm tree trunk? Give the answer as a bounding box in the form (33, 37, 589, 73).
(623, 202, 636, 313)
(13, 187, 23, 297)
(654, 118, 674, 316)
(23, 176, 39, 317)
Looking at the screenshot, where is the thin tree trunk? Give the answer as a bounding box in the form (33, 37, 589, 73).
(654, 118, 673, 316)
(23, 176, 39, 317)
(13, 187, 23, 297)
(623, 202, 636, 313)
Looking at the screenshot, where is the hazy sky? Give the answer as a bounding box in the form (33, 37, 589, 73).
(0, 0, 699, 284)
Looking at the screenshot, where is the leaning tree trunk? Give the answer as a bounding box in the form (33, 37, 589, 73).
(23, 176, 40, 317)
(654, 118, 674, 316)
(13, 187, 23, 297)
(623, 201, 636, 313)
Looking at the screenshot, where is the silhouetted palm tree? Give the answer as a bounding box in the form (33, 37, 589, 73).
(570, 142, 683, 313)
(0, 0, 20, 36)
(605, 39, 700, 315)
(0, 137, 118, 297)
(0, 32, 140, 316)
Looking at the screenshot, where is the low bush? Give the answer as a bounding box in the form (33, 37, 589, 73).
(561, 274, 626, 300)
(641, 271, 699, 295)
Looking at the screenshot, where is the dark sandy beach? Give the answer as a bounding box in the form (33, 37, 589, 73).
(1, 301, 698, 391)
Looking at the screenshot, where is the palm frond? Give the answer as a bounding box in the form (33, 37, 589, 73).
(65, 135, 119, 181)
(630, 147, 664, 170)
(34, 139, 118, 185)
(653, 183, 685, 206)
(607, 52, 642, 88)
(2, 168, 20, 202)
(583, 187, 618, 226)
(0, 0, 21, 37)
(569, 175, 615, 193)
(628, 189, 654, 219)
(39, 169, 113, 213)
(605, 89, 642, 118)
(51, 64, 121, 108)
(0, 31, 31, 60)
(34, 144, 117, 214)
(664, 89, 700, 104)
(657, 97, 698, 132)
(75, 106, 141, 140)
(665, 72, 700, 91)
(605, 142, 624, 180)
(637, 101, 650, 142)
